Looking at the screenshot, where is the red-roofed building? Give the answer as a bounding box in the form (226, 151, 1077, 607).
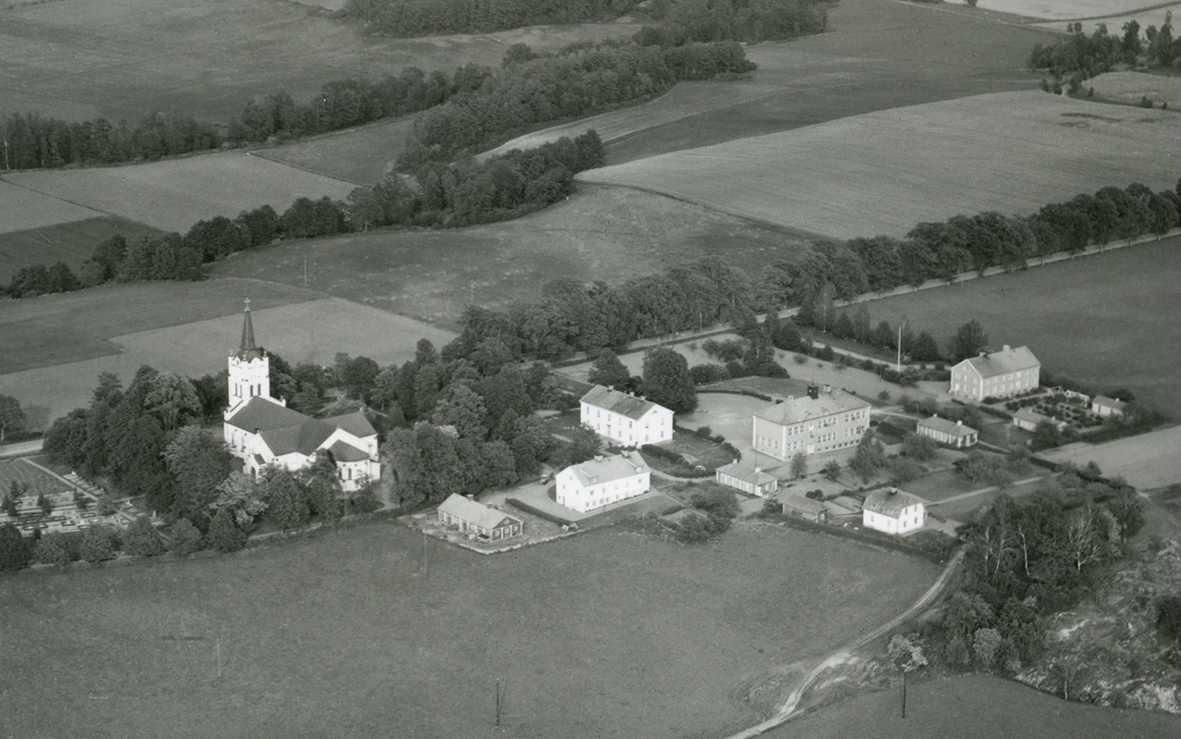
(222, 301, 380, 491)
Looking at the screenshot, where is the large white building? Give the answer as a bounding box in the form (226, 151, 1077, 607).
(862, 488, 925, 535)
(950, 345, 1040, 401)
(555, 451, 651, 513)
(580, 385, 673, 447)
(752, 386, 870, 459)
(222, 301, 381, 492)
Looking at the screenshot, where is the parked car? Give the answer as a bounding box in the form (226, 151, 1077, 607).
(538, 473, 551, 485)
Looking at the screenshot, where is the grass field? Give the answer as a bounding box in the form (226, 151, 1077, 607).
(1087, 70, 1181, 108)
(0, 523, 938, 738)
(771, 673, 1181, 739)
(0, 216, 161, 276)
(207, 185, 814, 327)
(579, 90, 1181, 240)
(0, 0, 644, 125)
(0, 288, 454, 422)
(964, 0, 1172, 21)
(1040, 5, 1181, 33)
(0, 180, 104, 235)
(3, 154, 358, 233)
(252, 118, 417, 184)
(1038, 426, 1181, 490)
(855, 237, 1181, 420)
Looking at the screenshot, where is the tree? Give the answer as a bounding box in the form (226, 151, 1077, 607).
(431, 383, 489, 440)
(822, 459, 842, 481)
(163, 426, 234, 527)
(641, 347, 697, 414)
(790, 452, 808, 479)
(849, 434, 887, 482)
(206, 508, 247, 553)
(34, 532, 74, 565)
(259, 466, 309, 530)
(79, 526, 117, 562)
(0, 394, 27, 442)
(973, 627, 1002, 668)
(169, 518, 203, 555)
(567, 424, 601, 465)
(949, 319, 988, 363)
(587, 349, 631, 390)
(901, 432, 937, 461)
(210, 472, 268, 529)
(0, 523, 30, 570)
(887, 634, 928, 718)
(122, 516, 165, 557)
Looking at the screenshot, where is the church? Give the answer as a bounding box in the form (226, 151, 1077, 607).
(222, 301, 381, 492)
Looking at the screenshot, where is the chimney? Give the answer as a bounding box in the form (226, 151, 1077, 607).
(594, 454, 604, 463)
(807, 385, 819, 400)
(889, 487, 898, 495)
(957, 420, 963, 426)
(823, 384, 832, 395)
(754, 467, 762, 474)
(607, 385, 614, 391)
(1003, 344, 1010, 352)
(465, 494, 474, 500)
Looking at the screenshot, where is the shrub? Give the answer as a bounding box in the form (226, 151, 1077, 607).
(123, 516, 165, 557)
(169, 518, 204, 555)
(690, 488, 739, 519)
(0, 524, 30, 571)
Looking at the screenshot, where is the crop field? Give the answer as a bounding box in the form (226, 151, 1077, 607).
(0, 522, 939, 739)
(579, 91, 1181, 240)
(0, 289, 453, 422)
(1039, 426, 1181, 490)
(771, 673, 1181, 739)
(0, 0, 644, 124)
(854, 237, 1181, 420)
(1040, 5, 1181, 34)
(1087, 70, 1181, 108)
(0, 216, 161, 276)
(3, 154, 357, 233)
(0, 180, 104, 235)
(252, 118, 417, 184)
(208, 185, 814, 327)
(964, 0, 1172, 21)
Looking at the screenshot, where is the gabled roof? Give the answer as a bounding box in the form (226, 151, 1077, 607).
(563, 451, 650, 488)
(753, 389, 869, 426)
(917, 415, 977, 437)
(226, 396, 310, 433)
(781, 495, 828, 516)
(1013, 407, 1051, 425)
(328, 439, 371, 463)
(956, 346, 1039, 379)
(1092, 395, 1128, 412)
(863, 488, 924, 518)
(580, 385, 669, 420)
(716, 460, 777, 486)
(325, 411, 376, 438)
(438, 494, 521, 530)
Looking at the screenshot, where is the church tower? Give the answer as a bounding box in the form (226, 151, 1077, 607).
(227, 299, 272, 412)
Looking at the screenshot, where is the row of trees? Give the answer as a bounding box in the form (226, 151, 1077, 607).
(634, 0, 828, 47)
(397, 40, 754, 168)
(1029, 17, 1179, 78)
(343, 0, 636, 36)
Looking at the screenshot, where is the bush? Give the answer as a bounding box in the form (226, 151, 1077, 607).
(169, 518, 204, 555)
(122, 516, 165, 557)
(690, 488, 739, 519)
(674, 511, 731, 543)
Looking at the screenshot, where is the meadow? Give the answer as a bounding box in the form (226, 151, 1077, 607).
(853, 237, 1181, 419)
(1087, 70, 1181, 108)
(0, 286, 454, 422)
(965, 0, 1168, 20)
(0, 216, 160, 275)
(208, 185, 814, 327)
(3, 154, 358, 234)
(1039, 426, 1181, 490)
(0, 180, 103, 234)
(0, 0, 643, 125)
(579, 90, 1181, 240)
(0, 522, 939, 739)
(772, 673, 1181, 739)
(252, 118, 417, 185)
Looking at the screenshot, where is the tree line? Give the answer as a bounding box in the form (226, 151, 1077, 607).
(343, 0, 826, 44)
(2, 130, 605, 297)
(1029, 18, 1179, 79)
(396, 40, 754, 169)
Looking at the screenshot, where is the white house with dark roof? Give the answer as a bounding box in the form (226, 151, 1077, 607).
(555, 451, 650, 513)
(752, 386, 870, 460)
(862, 488, 925, 535)
(916, 415, 978, 448)
(950, 345, 1040, 401)
(715, 459, 779, 497)
(1091, 395, 1128, 417)
(222, 301, 381, 491)
(437, 494, 522, 540)
(580, 385, 673, 446)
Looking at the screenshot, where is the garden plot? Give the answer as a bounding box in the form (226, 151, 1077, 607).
(4, 153, 357, 233)
(578, 90, 1181, 240)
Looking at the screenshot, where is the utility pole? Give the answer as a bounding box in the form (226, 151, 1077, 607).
(495, 678, 501, 729)
(896, 324, 902, 373)
(217, 640, 222, 678)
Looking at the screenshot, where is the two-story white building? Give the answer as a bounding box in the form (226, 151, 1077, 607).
(950, 345, 1040, 401)
(752, 386, 870, 460)
(555, 451, 651, 513)
(222, 301, 381, 492)
(862, 488, 925, 535)
(580, 385, 673, 447)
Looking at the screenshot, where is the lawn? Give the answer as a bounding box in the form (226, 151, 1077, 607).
(771, 673, 1181, 739)
(0, 522, 939, 739)
(0, 289, 454, 422)
(3, 153, 358, 234)
(207, 185, 814, 328)
(854, 237, 1181, 420)
(0, 0, 644, 125)
(1039, 425, 1181, 490)
(580, 90, 1181, 240)
(0, 216, 161, 276)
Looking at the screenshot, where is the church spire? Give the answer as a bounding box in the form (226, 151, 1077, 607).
(237, 298, 262, 361)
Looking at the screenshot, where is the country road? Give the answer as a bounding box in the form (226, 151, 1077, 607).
(725, 548, 966, 739)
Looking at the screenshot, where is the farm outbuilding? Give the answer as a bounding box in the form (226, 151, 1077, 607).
(715, 460, 778, 497)
(862, 488, 925, 535)
(1012, 407, 1067, 432)
(916, 415, 978, 448)
(1091, 395, 1128, 417)
(780, 495, 829, 523)
(437, 494, 522, 541)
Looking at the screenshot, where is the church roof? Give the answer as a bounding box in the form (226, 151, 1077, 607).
(226, 396, 310, 433)
(236, 301, 263, 361)
(324, 411, 376, 439)
(328, 439, 371, 462)
(226, 397, 370, 459)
